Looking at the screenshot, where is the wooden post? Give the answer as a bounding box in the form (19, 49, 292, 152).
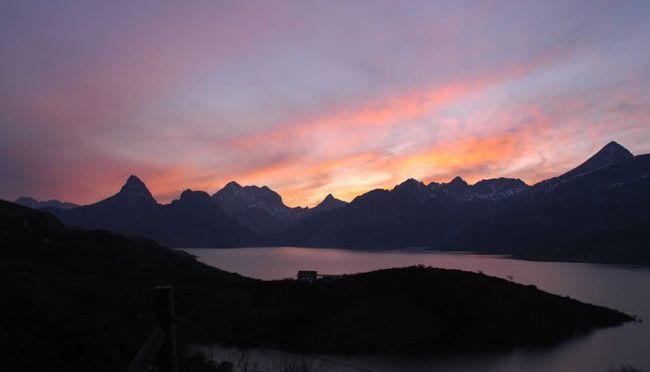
(125, 328, 166, 372)
(154, 286, 178, 372)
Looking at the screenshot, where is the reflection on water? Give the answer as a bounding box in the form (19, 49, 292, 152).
(181, 247, 650, 372)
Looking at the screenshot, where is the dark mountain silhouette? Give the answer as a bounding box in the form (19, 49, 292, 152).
(452, 152, 650, 263)
(115, 174, 158, 207)
(152, 189, 257, 247)
(276, 142, 649, 264)
(535, 141, 634, 192)
(555, 141, 633, 180)
(385, 176, 529, 203)
(311, 193, 347, 212)
(212, 181, 307, 232)
(50, 176, 255, 247)
(48, 175, 159, 232)
(30, 141, 650, 264)
(273, 176, 529, 248)
(14, 196, 78, 210)
(470, 177, 530, 201)
(0, 199, 632, 370)
(441, 175, 471, 198)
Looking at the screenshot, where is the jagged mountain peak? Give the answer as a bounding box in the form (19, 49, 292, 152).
(125, 174, 144, 184)
(211, 182, 302, 224)
(313, 193, 347, 212)
(394, 178, 426, 192)
(473, 177, 528, 189)
(471, 177, 530, 200)
(449, 176, 468, 186)
(402, 177, 422, 184)
(224, 181, 242, 189)
(214, 182, 284, 206)
(593, 141, 633, 162)
(557, 141, 634, 181)
(115, 175, 157, 206)
(602, 140, 630, 152)
(121, 175, 149, 193)
(442, 176, 470, 195)
(179, 189, 211, 202)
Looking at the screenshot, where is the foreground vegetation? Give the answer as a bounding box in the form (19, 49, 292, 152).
(0, 200, 633, 371)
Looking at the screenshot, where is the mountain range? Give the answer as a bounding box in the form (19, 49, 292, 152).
(14, 141, 650, 264)
(38, 176, 255, 247)
(14, 196, 79, 210)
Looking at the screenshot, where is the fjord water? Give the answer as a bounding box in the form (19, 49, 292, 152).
(182, 247, 650, 372)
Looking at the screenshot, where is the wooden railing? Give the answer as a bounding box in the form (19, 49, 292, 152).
(126, 286, 178, 372)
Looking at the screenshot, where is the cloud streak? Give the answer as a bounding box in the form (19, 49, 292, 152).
(1, 1, 650, 206)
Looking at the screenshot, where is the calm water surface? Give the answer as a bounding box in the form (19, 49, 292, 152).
(181, 247, 650, 372)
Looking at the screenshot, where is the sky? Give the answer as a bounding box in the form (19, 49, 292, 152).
(1, 1, 650, 207)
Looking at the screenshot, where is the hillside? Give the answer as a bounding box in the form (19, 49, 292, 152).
(0, 200, 633, 371)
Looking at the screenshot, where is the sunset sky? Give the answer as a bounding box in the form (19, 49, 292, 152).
(2, 1, 650, 207)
